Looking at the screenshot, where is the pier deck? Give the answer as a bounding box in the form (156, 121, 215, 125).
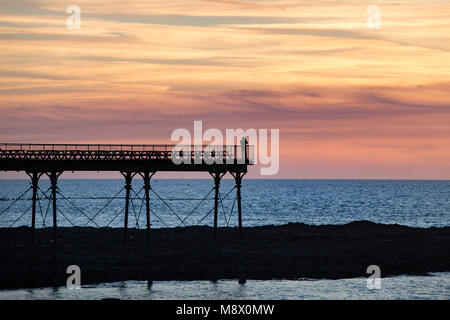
(0, 143, 251, 172)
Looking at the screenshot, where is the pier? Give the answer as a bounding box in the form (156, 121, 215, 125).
(0, 143, 253, 284)
(0, 142, 252, 232)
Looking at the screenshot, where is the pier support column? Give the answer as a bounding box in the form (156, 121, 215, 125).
(209, 171, 225, 282)
(210, 172, 225, 242)
(48, 171, 62, 241)
(231, 171, 247, 284)
(141, 171, 156, 288)
(142, 171, 156, 240)
(235, 172, 245, 241)
(27, 172, 42, 245)
(122, 172, 134, 241)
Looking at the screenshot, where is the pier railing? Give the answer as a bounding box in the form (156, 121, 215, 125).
(0, 143, 254, 164)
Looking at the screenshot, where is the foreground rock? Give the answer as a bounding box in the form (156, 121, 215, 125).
(0, 221, 449, 289)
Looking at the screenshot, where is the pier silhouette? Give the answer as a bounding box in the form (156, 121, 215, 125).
(0, 142, 253, 284)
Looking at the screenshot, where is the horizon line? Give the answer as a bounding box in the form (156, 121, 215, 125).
(0, 177, 449, 181)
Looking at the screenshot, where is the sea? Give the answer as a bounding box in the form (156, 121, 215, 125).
(0, 179, 449, 300)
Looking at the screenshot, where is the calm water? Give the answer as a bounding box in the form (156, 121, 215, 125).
(0, 179, 449, 299)
(0, 179, 449, 228)
(0, 273, 449, 300)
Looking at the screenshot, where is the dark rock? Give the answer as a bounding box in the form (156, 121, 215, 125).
(0, 223, 449, 289)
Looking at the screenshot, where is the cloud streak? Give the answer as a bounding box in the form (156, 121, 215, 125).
(0, 0, 449, 178)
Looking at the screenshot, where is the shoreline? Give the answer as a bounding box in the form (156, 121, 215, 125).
(0, 221, 449, 290)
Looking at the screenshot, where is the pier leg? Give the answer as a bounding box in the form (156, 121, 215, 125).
(46, 171, 61, 286)
(49, 172, 61, 241)
(210, 172, 224, 242)
(232, 171, 247, 284)
(235, 173, 243, 242)
(210, 172, 225, 282)
(142, 171, 156, 287)
(122, 172, 133, 241)
(27, 172, 41, 245)
(143, 171, 156, 240)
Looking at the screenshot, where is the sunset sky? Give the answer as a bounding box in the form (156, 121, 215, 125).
(1, 0, 449, 179)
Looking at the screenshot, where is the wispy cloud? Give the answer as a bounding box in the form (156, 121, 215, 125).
(0, 0, 449, 178)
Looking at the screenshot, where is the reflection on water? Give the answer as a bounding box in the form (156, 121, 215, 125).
(1, 273, 449, 300)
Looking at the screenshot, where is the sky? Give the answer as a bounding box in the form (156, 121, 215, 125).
(0, 0, 449, 179)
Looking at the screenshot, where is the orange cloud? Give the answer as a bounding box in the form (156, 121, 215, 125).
(0, 0, 449, 178)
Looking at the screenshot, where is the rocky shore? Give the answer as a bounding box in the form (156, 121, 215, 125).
(0, 221, 449, 289)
